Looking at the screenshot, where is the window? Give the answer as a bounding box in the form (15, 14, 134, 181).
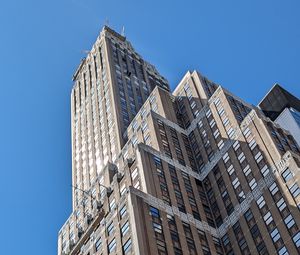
(132, 120, 138, 130)
(238, 238, 248, 251)
(284, 214, 295, 229)
(289, 183, 300, 198)
(293, 231, 300, 247)
(109, 198, 116, 211)
(218, 140, 224, 149)
(131, 168, 138, 180)
(249, 178, 257, 190)
(153, 222, 162, 233)
(227, 127, 235, 138)
(269, 182, 279, 195)
(121, 221, 130, 237)
(263, 211, 273, 225)
(276, 198, 286, 211)
(123, 238, 132, 253)
(205, 109, 212, 118)
(282, 168, 293, 182)
(261, 165, 270, 177)
(238, 152, 246, 163)
(223, 153, 229, 163)
(233, 141, 240, 151)
(215, 97, 221, 107)
(222, 116, 229, 125)
(134, 180, 140, 189)
(243, 165, 251, 176)
(120, 183, 126, 196)
(107, 222, 115, 236)
(243, 127, 251, 138)
(222, 234, 230, 246)
(119, 205, 127, 219)
(149, 206, 160, 218)
(213, 129, 220, 139)
(244, 209, 253, 222)
(132, 135, 138, 146)
(255, 151, 263, 163)
(278, 246, 288, 255)
(250, 225, 260, 238)
(270, 228, 280, 242)
(108, 238, 116, 253)
(232, 178, 240, 189)
(227, 165, 234, 175)
(256, 191, 265, 209)
(249, 139, 257, 150)
(95, 237, 102, 251)
(218, 107, 225, 116)
(256, 241, 267, 254)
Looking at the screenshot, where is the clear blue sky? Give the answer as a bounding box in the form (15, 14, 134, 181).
(0, 0, 299, 254)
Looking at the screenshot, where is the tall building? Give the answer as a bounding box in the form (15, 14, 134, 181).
(69, 26, 169, 208)
(58, 26, 300, 255)
(259, 84, 300, 146)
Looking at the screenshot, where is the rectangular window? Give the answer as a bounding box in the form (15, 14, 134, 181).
(243, 127, 251, 138)
(289, 183, 300, 198)
(149, 206, 160, 218)
(278, 246, 288, 255)
(244, 209, 253, 222)
(284, 214, 295, 229)
(249, 178, 257, 190)
(243, 165, 251, 176)
(293, 232, 300, 247)
(131, 168, 138, 180)
(282, 168, 293, 182)
(261, 165, 270, 177)
(123, 238, 132, 253)
(263, 211, 273, 225)
(218, 140, 224, 149)
(95, 237, 102, 251)
(119, 205, 127, 219)
(108, 238, 116, 253)
(270, 228, 280, 242)
(276, 198, 286, 211)
(153, 222, 162, 233)
(227, 165, 234, 175)
(121, 221, 130, 237)
(223, 153, 229, 163)
(249, 139, 257, 150)
(255, 151, 263, 163)
(120, 183, 126, 196)
(256, 196, 266, 209)
(109, 198, 116, 211)
(269, 182, 279, 195)
(107, 222, 115, 236)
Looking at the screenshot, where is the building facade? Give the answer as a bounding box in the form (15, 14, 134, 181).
(58, 26, 300, 255)
(259, 84, 300, 146)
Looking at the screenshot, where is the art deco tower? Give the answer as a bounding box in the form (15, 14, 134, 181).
(58, 26, 300, 255)
(69, 26, 169, 208)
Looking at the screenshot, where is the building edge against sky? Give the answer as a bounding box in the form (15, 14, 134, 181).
(58, 26, 300, 255)
(259, 84, 300, 146)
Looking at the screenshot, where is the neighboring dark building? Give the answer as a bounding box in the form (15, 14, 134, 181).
(259, 84, 300, 146)
(259, 84, 300, 121)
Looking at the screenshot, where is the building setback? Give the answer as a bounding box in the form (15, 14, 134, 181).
(58, 26, 300, 255)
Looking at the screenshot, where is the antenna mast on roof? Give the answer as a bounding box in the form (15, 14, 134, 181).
(121, 26, 125, 37)
(105, 18, 110, 27)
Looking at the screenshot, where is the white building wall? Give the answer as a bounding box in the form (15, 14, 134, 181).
(275, 107, 300, 146)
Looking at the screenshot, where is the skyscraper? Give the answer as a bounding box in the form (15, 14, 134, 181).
(69, 26, 169, 208)
(58, 26, 300, 255)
